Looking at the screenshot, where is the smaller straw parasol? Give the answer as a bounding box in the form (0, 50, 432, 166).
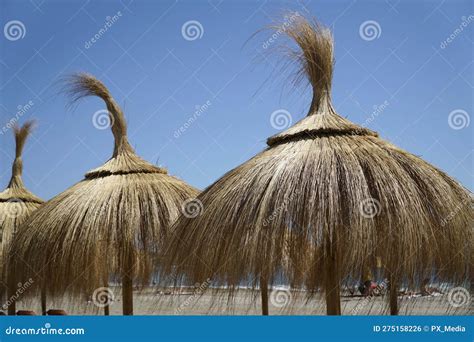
(10, 74, 199, 315)
(0, 122, 43, 315)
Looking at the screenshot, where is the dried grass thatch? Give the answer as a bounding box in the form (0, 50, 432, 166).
(160, 14, 473, 315)
(0, 122, 43, 314)
(10, 73, 199, 314)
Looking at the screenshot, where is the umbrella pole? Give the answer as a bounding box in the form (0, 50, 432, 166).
(103, 292, 110, 316)
(122, 276, 133, 315)
(103, 273, 109, 315)
(260, 274, 269, 316)
(103, 245, 110, 315)
(1, 281, 6, 309)
(40, 287, 47, 315)
(325, 237, 341, 315)
(389, 275, 398, 315)
(122, 256, 133, 315)
(7, 265, 16, 315)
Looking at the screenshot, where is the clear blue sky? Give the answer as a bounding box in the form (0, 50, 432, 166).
(0, 0, 472, 200)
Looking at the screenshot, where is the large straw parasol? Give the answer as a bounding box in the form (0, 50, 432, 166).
(0, 122, 44, 315)
(161, 15, 473, 315)
(10, 74, 199, 315)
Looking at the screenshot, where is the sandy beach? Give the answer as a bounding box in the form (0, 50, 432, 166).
(12, 288, 472, 316)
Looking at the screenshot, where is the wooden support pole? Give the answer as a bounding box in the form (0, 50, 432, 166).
(104, 301, 110, 315)
(325, 235, 341, 315)
(389, 275, 398, 315)
(103, 246, 110, 315)
(7, 264, 16, 315)
(103, 273, 109, 315)
(40, 287, 47, 315)
(122, 256, 133, 315)
(260, 274, 269, 316)
(325, 260, 341, 315)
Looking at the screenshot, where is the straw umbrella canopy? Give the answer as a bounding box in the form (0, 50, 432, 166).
(161, 15, 473, 315)
(0, 122, 44, 315)
(10, 73, 199, 315)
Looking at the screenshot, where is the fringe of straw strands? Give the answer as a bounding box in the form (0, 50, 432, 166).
(10, 74, 198, 296)
(161, 14, 473, 299)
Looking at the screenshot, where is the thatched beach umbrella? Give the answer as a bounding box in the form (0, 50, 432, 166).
(10, 74, 199, 315)
(0, 122, 44, 315)
(161, 15, 473, 315)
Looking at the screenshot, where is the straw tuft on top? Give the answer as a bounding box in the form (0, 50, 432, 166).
(65, 73, 129, 155)
(277, 13, 334, 114)
(267, 15, 376, 146)
(13, 121, 34, 159)
(64, 73, 167, 178)
(0, 121, 42, 203)
(9, 121, 33, 186)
